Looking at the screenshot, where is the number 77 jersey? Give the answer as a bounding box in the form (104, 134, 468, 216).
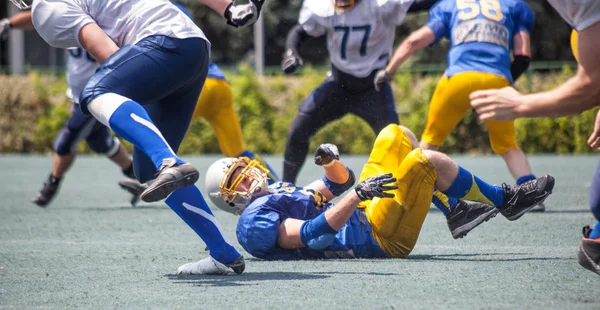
(426, 0, 535, 83)
(299, 0, 416, 78)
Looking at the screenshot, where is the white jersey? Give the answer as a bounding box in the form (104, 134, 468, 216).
(32, 0, 206, 49)
(546, 0, 600, 31)
(299, 0, 415, 78)
(65, 48, 100, 104)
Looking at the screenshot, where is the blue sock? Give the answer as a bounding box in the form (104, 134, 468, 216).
(239, 150, 280, 183)
(165, 185, 240, 263)
(590, 221, 600, 239)
(517, 174, 536, 185)
(108, 100, 183, 169)
(443, 166, 504, 207)
(432, 190, 457, 216)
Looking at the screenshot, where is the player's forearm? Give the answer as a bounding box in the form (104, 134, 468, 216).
(386, 27, 434, 75)
(285, 24, 310, 56)
(197, 0, 231, 16)
(79, 23, 119, 64)
(9, 11, 34, 29)
(323, 191, 360, 231)
(518, 71, 600, 117)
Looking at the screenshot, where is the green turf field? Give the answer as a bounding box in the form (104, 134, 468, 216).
(1, 154, 599, 309)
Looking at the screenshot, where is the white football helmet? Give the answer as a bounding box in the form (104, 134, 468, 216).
(205, 157, 270, 215)
(9, 0, 33, 10)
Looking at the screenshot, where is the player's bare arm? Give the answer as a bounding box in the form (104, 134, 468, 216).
(471, 21, 600, 120)
(374, 26, 436, 91)
(78, 23, 119, 64)
(511, 31, 532, 82)
(304, 144, 352, 201)
(277, 173, 397, 249)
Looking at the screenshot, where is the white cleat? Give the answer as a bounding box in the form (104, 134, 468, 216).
(176, 256, 245, 275)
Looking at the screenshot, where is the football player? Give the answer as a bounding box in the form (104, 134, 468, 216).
(1, 11, 144, 207)
(374, 0, 545, 211)
(11, 0, 264, 275)
(469, 0, 600, 276)
(280, 0, 439, 185)
(181, 124, 554, 267)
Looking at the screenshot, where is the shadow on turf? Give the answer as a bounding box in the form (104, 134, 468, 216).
(84, 205, 168, 211)
(166, 271, 399, 287)
(406, 252, 568, 262)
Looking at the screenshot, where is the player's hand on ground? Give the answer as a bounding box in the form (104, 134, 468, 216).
(281, 49, 303, 74)
(225, 0, 264, 28)
(355, 173, 397, 201)
(588, 109, 600, 150)
(470, 86, 523, 121)
(373, 69, 392, 92)
(0, 19, 10, 41)
(314, 143, 339, 167)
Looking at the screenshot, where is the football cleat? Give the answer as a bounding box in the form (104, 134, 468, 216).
(176, 256, 245, 275)
(498, 174, 555, 221)
(118, 178, 146, 206)
(446, 200, 499, 239)
(140, 158, 199, 203)
(32, 175, 61, 207)
(530, 202, 546, 212)
(577, 226, 600, 276)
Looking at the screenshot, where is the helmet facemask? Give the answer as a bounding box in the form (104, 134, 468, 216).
(333, 0, 357, 13)
(9, 0, 33, 10)
(214, 157, 270, 214)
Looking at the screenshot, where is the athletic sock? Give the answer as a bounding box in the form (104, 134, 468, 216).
(517, 174, 536, 185)
(239, 150, 280, 182)
(432, 190, 457, 216)
(442, 166, 504, 207)
(122, 163, 135, 179)
(590, 221, 600, 239)
(165, 185, 241, 263)
(49, 174, 61, 185)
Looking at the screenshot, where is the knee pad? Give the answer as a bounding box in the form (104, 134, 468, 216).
(87, 136, 120, 157)
(54, 128, 79, 155)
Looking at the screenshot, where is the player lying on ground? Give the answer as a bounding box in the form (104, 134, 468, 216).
(176, 125, 554, 274)
(280, 0, 438, 184)
(467, 0, 600, 276)
(11, 0, 265, 275)
(1, 11, 144, 207)
(373, 0, 545, 212)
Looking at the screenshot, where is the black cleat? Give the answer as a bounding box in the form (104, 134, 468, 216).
(140, 158, 199, 203)
(118, 178, 147, 206)
(498, 174, 555, 221)
(530, 202, 546, 212)
(577, 226, 600, 276)
(446, 200, 499, 239)
(32, 175, 61, 207)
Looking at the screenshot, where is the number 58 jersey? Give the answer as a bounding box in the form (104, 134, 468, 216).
(299, 0, 416, 78)
(426, 0, 534, 83)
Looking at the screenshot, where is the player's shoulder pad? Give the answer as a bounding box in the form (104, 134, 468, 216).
(302, 0, 335, 18)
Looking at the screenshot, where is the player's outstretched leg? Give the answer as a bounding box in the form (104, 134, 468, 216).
(432, 191, 498, 239)
(578, 161, 600, 276)
(428, 150, 555, 221)
(166, 186, 244, 275)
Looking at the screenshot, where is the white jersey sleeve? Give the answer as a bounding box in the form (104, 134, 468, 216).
(298, 0, 330, 37)
(379, 0, 415, 26)
(65, 48, 100, 104)
(547, 0, 600, 32)
(31, 0, 94, 48)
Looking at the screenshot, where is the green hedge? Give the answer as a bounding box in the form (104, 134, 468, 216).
(0, 65, 596, 155)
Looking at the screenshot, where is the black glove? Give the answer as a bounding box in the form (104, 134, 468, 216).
(373, 69, 392, 92)
(314, 143, 339, 167)
(355, 173, 397, 201)
(281, 49, 304, 74)
(0, 19, 11, 41)
(224, 0, 265, 28)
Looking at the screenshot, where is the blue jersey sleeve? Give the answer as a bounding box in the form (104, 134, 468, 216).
(426, 0, 451, 43)
(512, 1, 535, 34)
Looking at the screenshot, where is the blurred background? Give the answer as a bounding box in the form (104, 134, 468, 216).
(0, 0, 593, 156)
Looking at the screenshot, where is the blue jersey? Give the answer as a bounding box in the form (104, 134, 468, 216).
(236, 182, 387, 260)
(426, 0, 534, 83)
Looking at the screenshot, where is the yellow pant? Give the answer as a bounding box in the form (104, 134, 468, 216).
(360, 124, 438, 257)
(192, 77, 246, 157)
(571, 30, 579, 62)
(422, 72, 519, 155)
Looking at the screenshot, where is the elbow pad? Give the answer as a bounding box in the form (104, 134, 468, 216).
(321, 167, 356, 196)
(300, 212, 337, 250)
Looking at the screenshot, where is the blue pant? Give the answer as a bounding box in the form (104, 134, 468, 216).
(589, 161, 600, 221)
(80, 36, 209, 183)
(54, 104, 116, 156)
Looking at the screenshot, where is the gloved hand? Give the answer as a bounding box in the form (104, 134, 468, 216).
(0, 19, 11, 41)
(373, 69, 393, 92)
(355, 173, 397, 201)
(281, 49, 304, 74)
(225, 0, 265, 28)
(314, 143, 339, 167)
